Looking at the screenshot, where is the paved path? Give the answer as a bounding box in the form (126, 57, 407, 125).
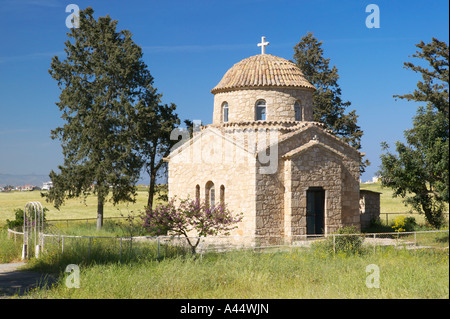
(0, 262, 55, 298)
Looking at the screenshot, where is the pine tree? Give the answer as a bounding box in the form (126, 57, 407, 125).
(45, 7, 158, 229)
(379, 38, 449, 228)
(134, 86, 180, 209)
(293, 32, 368, 172)
(394, 38, 449, 116)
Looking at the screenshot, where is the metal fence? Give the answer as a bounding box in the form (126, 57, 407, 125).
(7, 227, 449, 260)
(380, 212, 449, 225)
(47, 213, 449, 229)
(45, 216, 129, 228)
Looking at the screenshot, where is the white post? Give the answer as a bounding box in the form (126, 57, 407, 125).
(157, 237, 160, 260)
(22, 244, 27, 260)
(23, 204, 28, 260)
(119, 237, 123, 259)
(33, 202, 37, 253)
(373, 233, 376, 253)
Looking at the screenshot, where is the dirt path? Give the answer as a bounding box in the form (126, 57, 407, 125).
(0, 262, 56, 298)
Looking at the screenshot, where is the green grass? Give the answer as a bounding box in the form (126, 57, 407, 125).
(0, 188, 157, 226)
(1, 218, 448, 299)
(21, 247, 449, 299)
(0, 229, 23, 263)
(1, 183, 447, 227)
(360, 182, 417, 214)
(360, 182, 449, 225)
(1, 183, 448, 299)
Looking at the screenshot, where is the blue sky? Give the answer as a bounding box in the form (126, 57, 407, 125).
(0, 0, 448, 184)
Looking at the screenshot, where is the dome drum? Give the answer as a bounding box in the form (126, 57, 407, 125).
(212, 88, 313, 124)
(211, 54, 315, 125)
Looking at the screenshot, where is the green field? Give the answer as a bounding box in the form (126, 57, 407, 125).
(0, 184, 448, 299)
(1, 183, 447, 227)
(19, 241, 450, 299)
(360, 182, 449, 225)
(360, 182, 409, 213)
(0, 188, 153, 227)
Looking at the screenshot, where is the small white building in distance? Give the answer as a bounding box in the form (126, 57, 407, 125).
(42, 181, 53, 190)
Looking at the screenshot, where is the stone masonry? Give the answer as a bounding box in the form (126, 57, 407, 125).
(165, 49, 362, 245)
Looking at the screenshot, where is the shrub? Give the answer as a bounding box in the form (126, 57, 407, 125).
(391, 215, 418, 232)
(392, 215, 406, 232)
(5, 207, 47, 230)
(142, 197, 243, 254)
(404, 217, 417, 232)
(333, 226, 365, 255)
(363, 218, 392, 233)
(313, 226, 365, 256)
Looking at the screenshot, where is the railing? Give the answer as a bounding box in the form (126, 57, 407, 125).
(380, 212, 449, 225)
(45, 216, 129, 227)
(46, 213, 450, 228)
(8, 227, 449, 260)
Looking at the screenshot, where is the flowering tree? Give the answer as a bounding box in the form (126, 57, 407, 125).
(142, 197, 243, 254)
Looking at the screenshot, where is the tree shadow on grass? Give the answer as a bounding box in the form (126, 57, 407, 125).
(23, 240, 191, 275)
(435, 233, 449, 244)
(0, 267, 56, 298)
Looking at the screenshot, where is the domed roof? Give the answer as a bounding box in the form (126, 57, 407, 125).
(211, 54, 315, 94)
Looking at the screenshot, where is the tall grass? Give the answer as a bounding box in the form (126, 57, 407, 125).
(2, 221, 448, 299)
(25, 221, 188, 274)
(0, 229, 22, 263)
(23, 247, 448, 299)
(2, 187, 448, 299)
(51, 219, 147, 237)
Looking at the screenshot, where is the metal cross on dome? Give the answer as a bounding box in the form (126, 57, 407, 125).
(257, 36, 269, 55)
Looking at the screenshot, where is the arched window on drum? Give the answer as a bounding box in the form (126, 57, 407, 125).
(294, 101, 302, 121)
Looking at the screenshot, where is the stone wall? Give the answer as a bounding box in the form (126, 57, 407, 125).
(359, 190, 381, 229)
(251, 126, 361, 238)
(167, 121, 361, 244)
(212, 87, 314, 124)
(254, 160, 286, 239)
(281, 127, 360, 235)
(287, 145, 344, 235)
(167, 128, 257, 238)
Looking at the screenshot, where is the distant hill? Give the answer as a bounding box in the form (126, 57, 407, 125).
(0, 173, 50, 187)
(0, 172, 159, 188)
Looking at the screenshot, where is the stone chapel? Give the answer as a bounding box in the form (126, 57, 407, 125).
(165, 37, 362, 242)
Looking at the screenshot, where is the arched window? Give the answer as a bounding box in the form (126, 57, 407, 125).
(255, 100, 266, 121)
(220, 185, 225, 206)
(205, 181, 215, 206)
(294, 101, 302, 121)
(222, 102, 229, 123)
(195, 185, 200, 201)
(209, 185, 215, 206)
